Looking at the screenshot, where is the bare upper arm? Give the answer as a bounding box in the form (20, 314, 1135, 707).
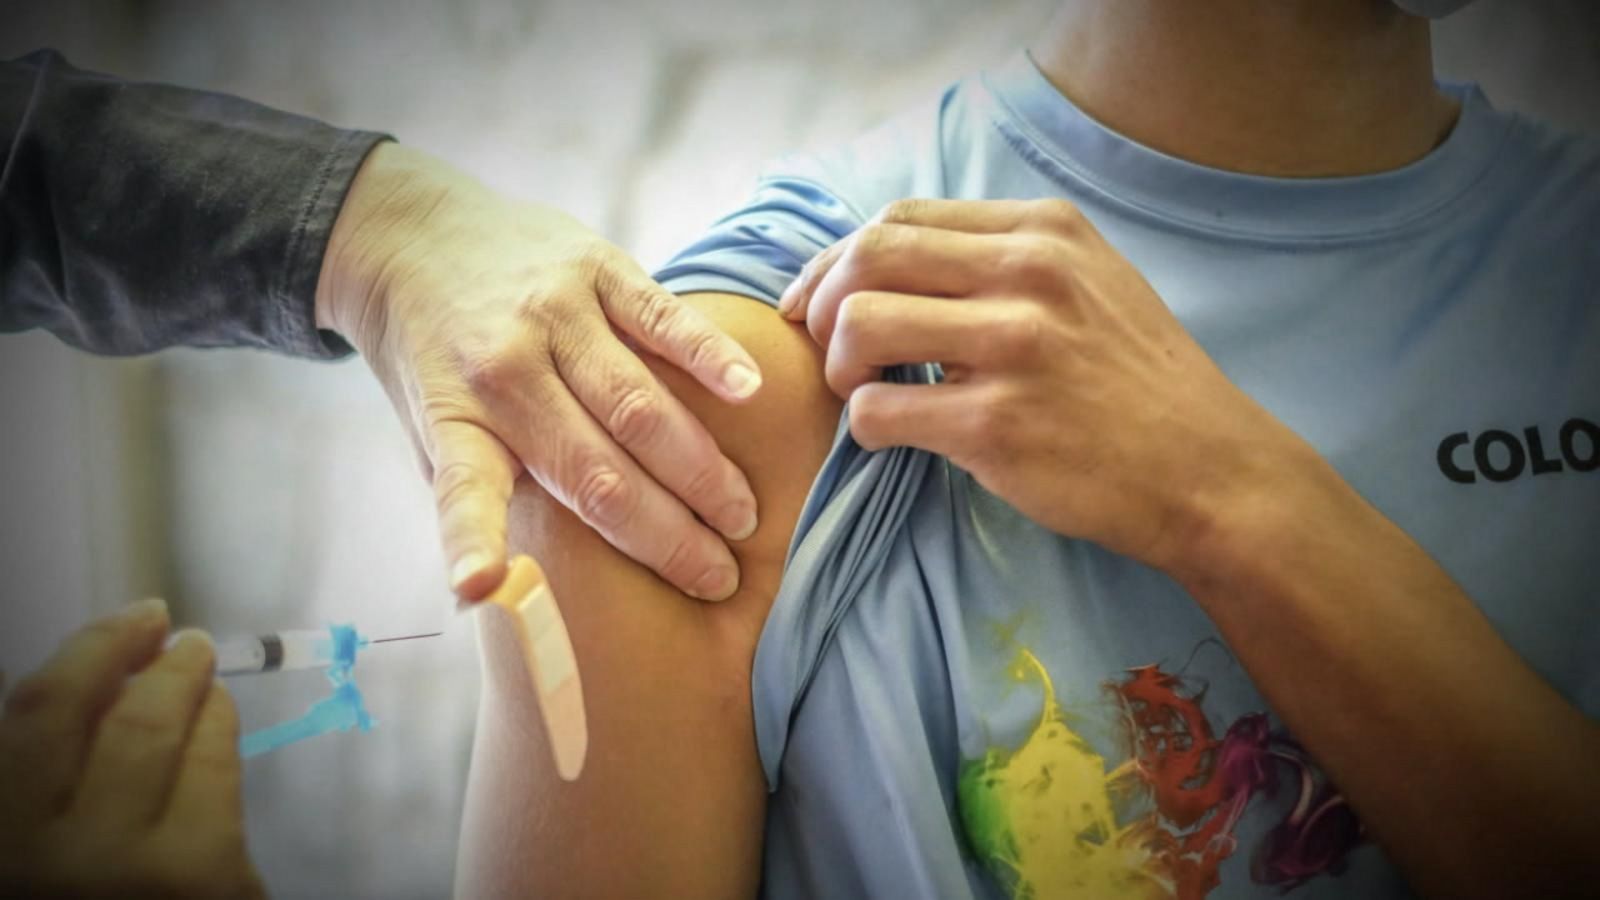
(455, 293, 842, 899)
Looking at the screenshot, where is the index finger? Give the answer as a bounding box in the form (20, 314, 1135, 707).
(789, 224, 1002, 350)
(598, 255, 763, 404)
(776, 198, 1067, 322)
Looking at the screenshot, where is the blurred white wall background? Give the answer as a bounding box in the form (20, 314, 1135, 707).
(0, 1, 1596, 897)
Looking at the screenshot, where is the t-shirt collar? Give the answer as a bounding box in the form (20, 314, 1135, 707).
(981, 50, 1511, 242)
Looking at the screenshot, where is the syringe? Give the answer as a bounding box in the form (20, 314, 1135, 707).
(215, 629, 440, 676)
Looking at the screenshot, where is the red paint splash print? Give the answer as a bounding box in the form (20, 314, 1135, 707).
(1108, 662, 1367, 898)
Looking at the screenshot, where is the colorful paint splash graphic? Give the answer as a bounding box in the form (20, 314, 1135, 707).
(957, 648, 1365, 899)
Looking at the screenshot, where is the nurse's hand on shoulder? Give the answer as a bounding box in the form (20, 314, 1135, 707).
(778, 198, 1316, 575)
(316, 144, 764, 606)
(0, 600, 265, 900)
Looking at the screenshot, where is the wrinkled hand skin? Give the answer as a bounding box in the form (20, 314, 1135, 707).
(316, 144, 764, 604)
(780, 198, 1319, 576)
(0, 600, 266, 900)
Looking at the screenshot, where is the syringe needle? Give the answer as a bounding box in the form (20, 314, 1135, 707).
(218, 627, 442, 679)
(369, 631, 443, 644)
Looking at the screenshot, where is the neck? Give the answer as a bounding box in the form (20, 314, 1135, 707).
(1030, 0, 1460, 177)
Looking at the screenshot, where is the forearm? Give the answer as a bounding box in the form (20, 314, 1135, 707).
(0, 50, 386, 358)
(1173, 443, 1600, 899)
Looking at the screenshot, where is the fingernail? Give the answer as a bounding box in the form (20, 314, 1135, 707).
(120, 597, 168, 621)
(689, 566, 738, 602)
(777, 286, 799, 317)
(720, 503, 758, 541)
(722, 362, 762, 399)
(451, 553, 490, 593)
(168, 628, 213, 651)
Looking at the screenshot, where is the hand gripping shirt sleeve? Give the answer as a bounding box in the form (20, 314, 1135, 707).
(0, 50, 389, 358)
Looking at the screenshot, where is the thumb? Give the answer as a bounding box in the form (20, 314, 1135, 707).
(430, 419, 519, 604)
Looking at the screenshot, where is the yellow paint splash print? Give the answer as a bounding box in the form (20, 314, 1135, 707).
(956, 649, 1171, 900)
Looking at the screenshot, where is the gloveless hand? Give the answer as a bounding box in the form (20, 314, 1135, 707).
(0, 601, 264, 900)
(778, 198, 1313, 573)
(317, 144, 763, 603)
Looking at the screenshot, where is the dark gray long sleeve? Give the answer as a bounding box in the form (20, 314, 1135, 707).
(0, 50, 390, 359)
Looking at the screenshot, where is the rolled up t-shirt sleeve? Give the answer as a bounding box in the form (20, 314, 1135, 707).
(0, 49, 389, 358)
(654, 175, 867, 307)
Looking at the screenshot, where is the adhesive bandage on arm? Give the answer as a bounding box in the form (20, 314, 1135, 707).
(479, 555, 589, 781)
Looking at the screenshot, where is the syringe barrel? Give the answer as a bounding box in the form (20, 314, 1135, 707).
(216, 630, 335, 676)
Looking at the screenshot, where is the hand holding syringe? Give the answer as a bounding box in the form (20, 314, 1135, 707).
(0, 556, 588, 899)
(0, 600, 269, 899)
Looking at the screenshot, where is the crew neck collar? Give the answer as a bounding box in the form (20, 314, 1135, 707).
(981, 51, 1511, 243)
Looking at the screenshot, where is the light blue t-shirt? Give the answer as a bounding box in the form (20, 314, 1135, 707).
(655, 52, 1600, 900)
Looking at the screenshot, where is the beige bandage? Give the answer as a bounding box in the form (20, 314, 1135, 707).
(481, 555, 588, 781)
